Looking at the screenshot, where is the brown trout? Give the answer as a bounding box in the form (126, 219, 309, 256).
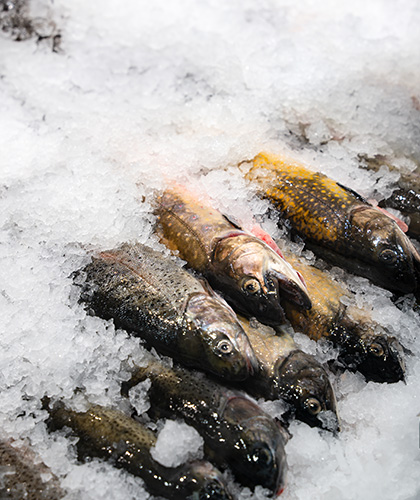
(237, 316, 339, 432)
(242, 152, 420, 294)
(122, 358, 288, 496)
(0, 439, 64, 500)
(155, 185, 311, 326)
(282, 251, 406, 383)
(46, 402, 233, 500)
(77, 243, 257, 381)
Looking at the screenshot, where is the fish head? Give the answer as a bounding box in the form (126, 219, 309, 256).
(178, 460, 233, 500)
(213, 235, 311, 325)
(350, 206, 420, 293)
(276, 350, 340, 432)
(222, 396, 288, 495)
(184, 293, 258, 381)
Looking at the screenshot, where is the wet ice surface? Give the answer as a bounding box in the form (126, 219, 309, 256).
(1, 1, 419, 499)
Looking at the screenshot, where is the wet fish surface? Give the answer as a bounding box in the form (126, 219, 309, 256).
(46, 402, 233, 500)
(237, 316, 339, 432)
(77, 242, 257, 381)
(282, 251, 406, 383)
(155, 185, 311, 326)
(0, 439, 64, 500)
(243, 152, 420, 294)
(122, 358, 288, 496)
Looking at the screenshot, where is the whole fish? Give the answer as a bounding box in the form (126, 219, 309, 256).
(237, 316, 339, 432)
(46, 402, 233, 500)
(282, 251, 405, 383)
(0, 439, 64, 500)
(242, 152, 420, 294)
(155, 185, 311, 326)
(77, 243, 257, 381)
(122, 358, 288, 496)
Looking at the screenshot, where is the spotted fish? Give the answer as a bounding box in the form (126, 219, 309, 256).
(122, 358, 288, 496)
(77, 243, 257, 381)
(243, 152, 420, 293)
(155, 185, 311, 326)
(46, 402, 233, 500)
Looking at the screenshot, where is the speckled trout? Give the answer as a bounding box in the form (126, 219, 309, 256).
(77, 243, 257, 381)
(237, 316, 339, 432)
(155, 185, 311, 326)
(46, 402, 233, 500)
(242, 152, 420, 294)
(122, 358, 288, 496)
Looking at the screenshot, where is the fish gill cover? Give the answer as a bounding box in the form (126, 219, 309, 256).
(0, 0, 419, 499)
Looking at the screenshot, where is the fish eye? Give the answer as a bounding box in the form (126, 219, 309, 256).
(242, 278, 261, 294)
(369, 342, 384, 357)
(251, 446, 273, 466)
(216, 339, 233, 355)
(303, 397, 322, 416)
(379, 248, 398, 265)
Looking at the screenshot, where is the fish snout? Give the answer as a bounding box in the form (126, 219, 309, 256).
(268, 270, 312, 311)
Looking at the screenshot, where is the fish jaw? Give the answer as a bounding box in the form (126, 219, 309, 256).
(275, 350, 340, 432)
(212, 235, 311, 326)
(179, 460, 234, 500)
(184, 293, 258, 381)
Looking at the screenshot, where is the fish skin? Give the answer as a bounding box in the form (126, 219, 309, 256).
(123, 359, 288, 495)
(244, 152, 420, 294)
(46, 402, 233, 500)
(78, 243, 257, 381)
(155, 186, 311, 326)
(237, 316, 339, 432)
(0, 439, 65, 500)
(282, 251, 406, 384)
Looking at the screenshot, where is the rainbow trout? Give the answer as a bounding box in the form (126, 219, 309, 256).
(282, 252, 405, 383)
(77, 243, 257, 381)
(0, 439, 64, 500)
(243, 152, 420, 294)
(155, 186, 311, 326)
(237, 316, 339, 432)
(46, 402, 233, 500)
(122, 359, 288, 496)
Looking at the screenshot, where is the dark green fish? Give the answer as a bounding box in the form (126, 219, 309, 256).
(243, 152, 420, 294)
(237, 316, 339, 432)
(46, 402, 233, 500)
(0, 439, 64, 500)
(78, 243, 257, 381)
(122, 358, 288, 496)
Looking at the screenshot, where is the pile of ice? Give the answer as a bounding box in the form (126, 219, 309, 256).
(0, 0, 419, 499)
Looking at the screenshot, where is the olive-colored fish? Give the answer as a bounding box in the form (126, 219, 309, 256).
(77, 243, 257, 381)
(122, 358, 288, 496)
(237, 316, 339, 432)
(46, 402, 233, 500)
(155, 185, 311, 326)
(243, 152, 420, 293)
(282, 251, 406, 383)
(0, 439, 64, 500)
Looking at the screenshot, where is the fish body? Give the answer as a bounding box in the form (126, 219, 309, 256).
(123, 359, 288, 496)
(237, 316, 339, 432)
(47, 403, 233, 500)
(282, 252, 406, 383)
(244, 153, 420, 293)
(155, 186, 311, 326)
(0, 439, 64, 500)
(78, 243, 256, 381)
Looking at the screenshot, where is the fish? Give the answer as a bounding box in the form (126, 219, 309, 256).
(122, 358, 288, 496)
(0, 438, 65, 500)
(46, 401, 233, 500)
(77, 243, 257, 381)
(237, 316, 339, 432)
(242, 152, 420, 294)
(155, 185, 311, 326)
(282, 251, 406, 383)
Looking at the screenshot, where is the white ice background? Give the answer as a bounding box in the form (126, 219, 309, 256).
(0, 1, 419, 499)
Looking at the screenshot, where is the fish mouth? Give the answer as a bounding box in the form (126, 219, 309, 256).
(268, 269, 312, 311)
